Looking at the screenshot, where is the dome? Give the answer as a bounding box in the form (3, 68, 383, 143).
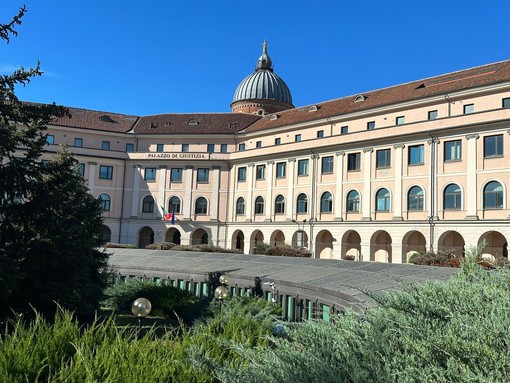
(231, 41, 293, 112)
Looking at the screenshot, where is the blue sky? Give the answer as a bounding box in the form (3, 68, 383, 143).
(1, 1, 509, 116)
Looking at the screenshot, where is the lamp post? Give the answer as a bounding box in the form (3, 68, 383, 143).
(131, 297, 152, 339)
(291, 219, 307, 248)
(214, 274, 229, 310)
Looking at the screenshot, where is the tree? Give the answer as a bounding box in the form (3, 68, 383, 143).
(0, 6, 108, 320)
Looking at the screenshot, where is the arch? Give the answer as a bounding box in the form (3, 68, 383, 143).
(296, 193, 308, 213)
(407, 186, 424, 211)
(270, 230, 285, 247)
(250, 230, 264, 254)
(191, 228, 209, 245)
(483, 180, 504, 209)
(316, 230, 334, 259)
(375, 188, 390, 212)
(195, 197, 208, 215)
(438, 230, 465, 257)
(341, 230, 361, 260)
(231, 229, 245, 252)
(291, 230, 309, 248)
(98, 193, 111, 211)
(402, 230, 427, 263)
(138, 226, 154, 249)
(320, 191, 333, 213)
(254, 196, 264, 215)
(274, 194, 285, 214)
(443, 183, 462, 210)
(370, 230, 392, 263)
(236, 197, 245, 215)
(164, 227, 181, 245)
(101, 224, 111, 243)
(478, 231, 508, 259)
(142, 195, 155, 213)
(168, 196, 181, 214)
(346, 190, 360, 212)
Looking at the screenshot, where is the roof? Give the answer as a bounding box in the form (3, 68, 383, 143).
(133, 113, 261, 134)
(245, 60, 510, 133)
(51, 107, 139, 133)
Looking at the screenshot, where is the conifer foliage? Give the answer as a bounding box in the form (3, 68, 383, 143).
(0, 6, 108, 320)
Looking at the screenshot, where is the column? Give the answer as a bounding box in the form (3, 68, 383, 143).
(465, 134, 479, 220)
(183, 166, 193, 220)
(362, 148, 373, 221)
(87, 161, 96, 192)
(393, 144, 405, 220)
(334, 151, 345, 220)
(265, 161, 274, 221)
(427, 137, 440, 221)
(131, 165, 141, 217)
(210, 166, 220, 221)
(158, 165, 167, 218)
(245, 163, 255, 221)
(286, 158, 296, 220)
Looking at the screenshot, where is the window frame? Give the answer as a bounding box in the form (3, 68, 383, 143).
(195, 197, 208, 215)
(237, 166, 247, 182)
(444, 183, 462, 210)
(274, 195, 285, 214)
(99, 193, 111, 212)
(346, 190, 360, 212)
(74, 137, 83, 147)
(275, 137, 281, 145)
(170, 167, 183, 182)
(321, 156, 334, 174)
(367, 121, 375, 130)
(238, 143, 246, 151)
(347, 152, 361, 171)
(320, 192, 333, 213)
(77, 163, 85, 177)
(256, 164, 265, 180)
(483, 181, 503, 209)
(168, 196, 181, 214)
(295, 134, 302, 142)
(376, 188, 391, 212)
(144, 167, 157, 181)
(463, 103, 474, 114)
(46, 134, 55, 145)
(236, 197, 245, 215)
(317, 130, 324, 138)
(276, 162, 286, 178)
(428, 110, 438, 120)
(99, 165, 113, 180)
(298, 159, 309, 176)
(396, 116, 405, 125)
(408, 144, 425, 165)
(254, 196, 264, 215)
(156, 144, 164, 153)
(484, 134, 503, 158)
(125, 143, 135, 152)
(197, 168, 210, 183)
(296, 193, 308, 214)
(376, 148, 391, 168)
(407, 186, 424, 211)
(220, 144, 228, 153)
(181, 144, 189, 153)
(444, 140, 462, 161)
(142, 196, 155, 213)
(256, 141, 262, 148)
(503, 98, 510, 109)
(101, 141, 110, 150)
(207, 144, 215, 153)
(341, 126, 348, 135)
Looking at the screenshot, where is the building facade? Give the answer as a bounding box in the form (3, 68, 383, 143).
(40, 44, 510, 263)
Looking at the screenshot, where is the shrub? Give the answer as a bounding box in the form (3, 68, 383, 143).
(409, 249, 461, 267)
(254, 243, 270, 255)
(104, 243, 137, 249)
(266, 245, 312, 257)
(145, 242, 177, 250)
(170, 244, 243, 253)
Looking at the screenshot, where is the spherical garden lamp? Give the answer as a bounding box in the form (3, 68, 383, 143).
(219, 274, 229, 285)
(214, 274, 229, 310)
(131, 297, 152, 339)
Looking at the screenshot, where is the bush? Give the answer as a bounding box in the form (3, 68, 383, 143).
(409, 249, 461, 267)
(170, 244, 243, 253)
(145, 242, 177, 250)
(266, 245, 312, 257)
(105, 243, 137, 249)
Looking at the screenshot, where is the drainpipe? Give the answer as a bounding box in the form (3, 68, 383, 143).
(428, 132, 439, 253)
(118, 159, 127, 243)
(310, 150, 319, 257)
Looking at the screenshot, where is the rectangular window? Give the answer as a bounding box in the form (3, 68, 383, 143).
(408, 145, 425, 165)
(237, 166, 246, 182)
(197, 168, 209, 183)
(238, 143, 246, 151)
(396, 116, 405, 125)
(444, 140, 462, 161)
(181, 144, 189, 152)
(46, 135, 55, 145)
(341, 126, 348, 135)
(99, 165, 113, 180)
(376, 149, 391, 168)
(317, 130, 324, 138)
(74, 138, 83, 147)
(256, 164, 265, 180)
(484, 134, 504, 158)
(170, 168, 182, 182)
(298, 159, 309, 176)
(503, 98, 510, 108)
(77, 163, 85, 177)
(156, 144, 164, 152)
(428, 110, 438, 120)
(125, 143, 135, 152)
(220, 144, 228, 153)
(275, 137, 281, 145)
(256, 141, 262, 148)
(207, 144, 215, 153)
(463, 104, 474, 114)
(321, 156, 334, 174)
(295, 134, 302, 142)
(347, 152, 361, 171)
(276, 162, 286, 178)
(102, 141, 110, 150)
(367, 121, 375, 130)
(144, 167, 157, 181)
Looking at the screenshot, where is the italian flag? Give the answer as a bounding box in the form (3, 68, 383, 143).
(160, 206, 172, 221)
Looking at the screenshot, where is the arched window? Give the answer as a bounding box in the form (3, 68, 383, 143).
(142, 195, 154, 213)
(275, 195, 285, 214)
(296, 193, 308, 213)
(255, 196, 264, 215)
(444, 184, 461, 210)
(99, 193, 111, 211)
(236, 197, 245, 215)
(408, 186, 424, 211)
(346, 190, 360, 212)
(168, 196, 181, 214)
(484, 181, 503, 209)
(376, 188, 390, 212)
(195, 197, 208, 215)
(320, 192, 333, 213)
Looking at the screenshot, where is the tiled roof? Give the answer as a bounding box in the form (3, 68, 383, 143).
(51, 107, 139, 133)
(133, 113, 261, 134)
(245, 60, 510, 133)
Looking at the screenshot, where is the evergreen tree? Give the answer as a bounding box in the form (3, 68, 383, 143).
(0, 6, 108, 320)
